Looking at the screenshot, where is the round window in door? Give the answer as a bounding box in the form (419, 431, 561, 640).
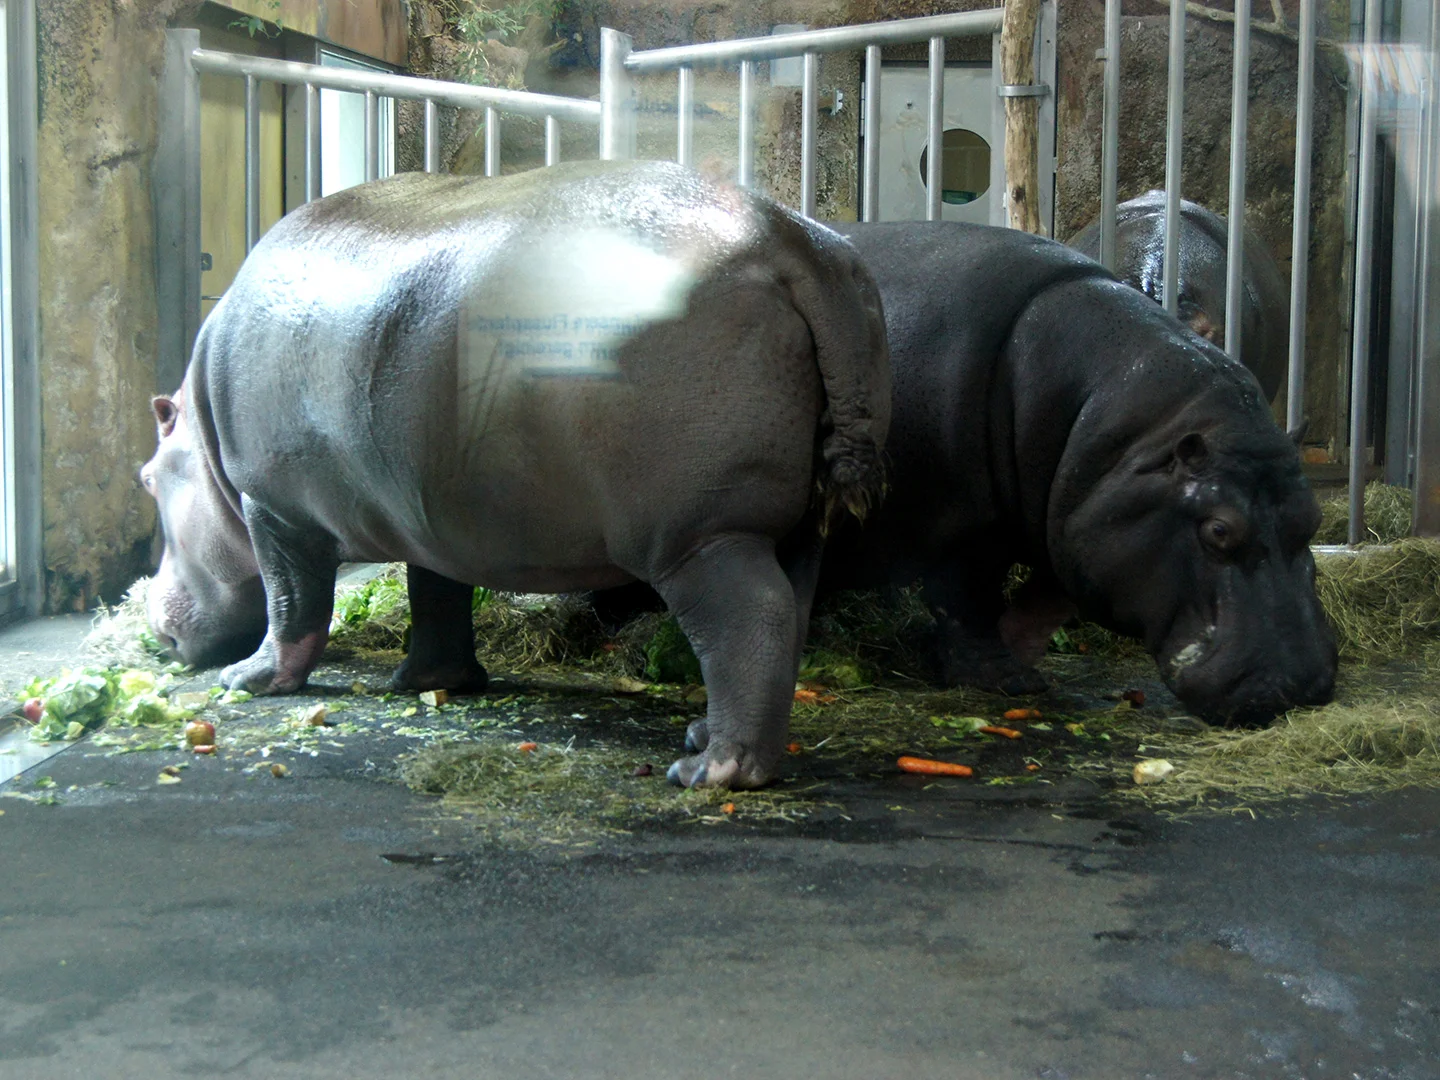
(918, 128, 991, 206)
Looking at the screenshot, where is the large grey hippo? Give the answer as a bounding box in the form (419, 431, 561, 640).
(141, 159, 890, 789)
(1068, 190, 1290, 401)
(816, 220, 1334, 725)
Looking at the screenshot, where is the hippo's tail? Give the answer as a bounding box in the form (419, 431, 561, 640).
(784, 225, 892, 535)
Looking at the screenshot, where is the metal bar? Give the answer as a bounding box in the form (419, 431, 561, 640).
(1286, 0, 1316, 432)
(363, 89, 379, 182)
(424, 98, 440, 173)
(599, 28, 637, 159)
(1099, 0, 1121, 268)
(800, 52, 818, 218)
(1412, 8, 1440, 536)
(926, 36, 944, 222)
(1348, 0, 1382, 545)
(7, 0, 44, 616)
(1223, 0, 1251, 362)
(305, 82, 322, 199)
(862, 44, 881, 221)
(738, 60, 755, 188)
(155, 28, 202, 397)
(624, 9, 1005, 71)
(677, 66, 695, 166)
(544, 114, 560, 166)
(244, 74, 261, 252)
(1162, 0, 1186, 315)
(484, 106, 500, 177)
(189, 47, 601, 125)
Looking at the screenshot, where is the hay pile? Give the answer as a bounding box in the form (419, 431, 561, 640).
(1313, 539, 1440, 661)
(1126, 693, 1440, 809)
(1315, 481, 1414, 544)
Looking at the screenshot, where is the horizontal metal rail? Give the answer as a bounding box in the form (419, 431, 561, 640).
(188, 48, 601, 125)
(623, 9, 1004, 71)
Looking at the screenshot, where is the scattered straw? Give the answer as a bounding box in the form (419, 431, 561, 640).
(400, 739, 817, 842)
(83, 578, 166, 670)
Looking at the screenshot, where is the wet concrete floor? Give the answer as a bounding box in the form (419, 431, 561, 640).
(0, 616, 1437, 1079)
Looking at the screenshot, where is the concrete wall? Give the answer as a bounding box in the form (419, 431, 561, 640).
(34, 0, 403, 612)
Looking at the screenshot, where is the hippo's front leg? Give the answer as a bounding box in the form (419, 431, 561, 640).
(219, 499, 338, 695)
(391, 564, 488, 693)
(653, 534, 799, 789)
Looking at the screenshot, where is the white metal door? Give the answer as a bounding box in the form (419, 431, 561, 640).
(875, 65, 997, 225)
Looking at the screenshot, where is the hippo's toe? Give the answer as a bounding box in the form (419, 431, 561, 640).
(684, 718, 709, 753)
(666, 745, 774, 790)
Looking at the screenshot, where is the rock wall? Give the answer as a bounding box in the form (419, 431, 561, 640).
(34, 0, 405, 612)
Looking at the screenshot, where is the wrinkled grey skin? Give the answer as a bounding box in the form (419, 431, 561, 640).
(142, 160, 890, 789)
(820, 221, 1334, 725)
(1069, 190, 1290, 402)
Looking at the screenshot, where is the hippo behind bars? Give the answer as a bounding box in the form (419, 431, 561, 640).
(141, 160, 890, 789)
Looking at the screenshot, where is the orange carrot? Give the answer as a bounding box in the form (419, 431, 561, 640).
(1025, 763, 1040, 772)
(979, 725, 1023, 739)
(1003, 708, 1042, 721)
(517, 741, 538, 752)
(786, 741, 803, 753)
(897, 756, 974, 777)
(721, 802, 736, 814)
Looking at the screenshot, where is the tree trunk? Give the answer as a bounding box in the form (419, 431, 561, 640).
(1001, 0, 1043, 234)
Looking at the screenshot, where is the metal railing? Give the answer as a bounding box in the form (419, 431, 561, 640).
(597, 8, 1022, 222)
(1097, 0, 1439, 539)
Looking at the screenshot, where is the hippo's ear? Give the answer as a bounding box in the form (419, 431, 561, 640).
(1175, 432, 1209, 472)
(152, 396, 179, 438)
(1286, 419, 1309, 446)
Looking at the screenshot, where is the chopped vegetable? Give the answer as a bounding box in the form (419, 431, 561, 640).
(1132, 758, 1175, 785)
(517, 741, 539, 752)
(270, 763, 290, 778)
(786, 741, 803, 753)
(979, 725, 1023, 739)
(721, 802, 736, 814)
(897, 756, 974, 777)
(22, 698, 44, 723)
(184, 720, 216, 747)
(192, 744, 217, 755)
(1003, 708, 1042, 721)
(1122, 689, 1147, 707)
(419, 689, 449, 707)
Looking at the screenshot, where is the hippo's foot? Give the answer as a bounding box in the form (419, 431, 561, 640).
(219, 632, 326, 695)
(389, 656, 489, 695)
(664, 721, 777, 789)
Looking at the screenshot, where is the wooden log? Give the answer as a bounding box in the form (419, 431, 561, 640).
(1001, 0, 1043, 234)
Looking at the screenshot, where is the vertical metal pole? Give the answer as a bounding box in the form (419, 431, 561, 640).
(484, 106, 500, 177)
(304, 82, 321, 200)
(1099, 0, 1121, 269)
(677, 66, 695, 166)
(1162, 0, 1186, 315)
(544, 115, 560, 166)
(800, 52, 818, 219)
(926, 36, 945, 222)
(1348, 0, 1382, 544)
(1411, 9, 1440, 536)
(244, 74, 261, 253)
(599, 28, 637, 160)
(1287, 0, 1317, 432)
(423, 98, 440, 173)
(155, 29, 202, 394)
(862, 45, 881, 222)
(1223, 0, 1251, 363)
(738, 60, 755, 188)
(363, 89, 379, 182)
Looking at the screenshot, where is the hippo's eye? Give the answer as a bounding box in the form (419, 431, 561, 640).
(1199, 513, 1246, 553)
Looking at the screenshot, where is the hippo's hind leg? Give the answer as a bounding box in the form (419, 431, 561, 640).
(654, 534, 799, 789)
(680, 520, 824, 762)
(390, 565, 488, 694)
(219, 500, 338, 695)
(923, 553, 1051, 697)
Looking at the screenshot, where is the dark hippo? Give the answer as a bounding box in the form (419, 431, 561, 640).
(142, 159, 890, 788)
(817, 220, 1334, 725)
(1068, 190, 1290, 401)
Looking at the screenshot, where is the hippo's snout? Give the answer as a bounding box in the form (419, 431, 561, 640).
(1168, 639, 1338, 726)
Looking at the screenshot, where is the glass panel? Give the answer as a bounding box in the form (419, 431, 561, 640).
(320, 51, 395, 197)
(918, 127, 991, 205)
